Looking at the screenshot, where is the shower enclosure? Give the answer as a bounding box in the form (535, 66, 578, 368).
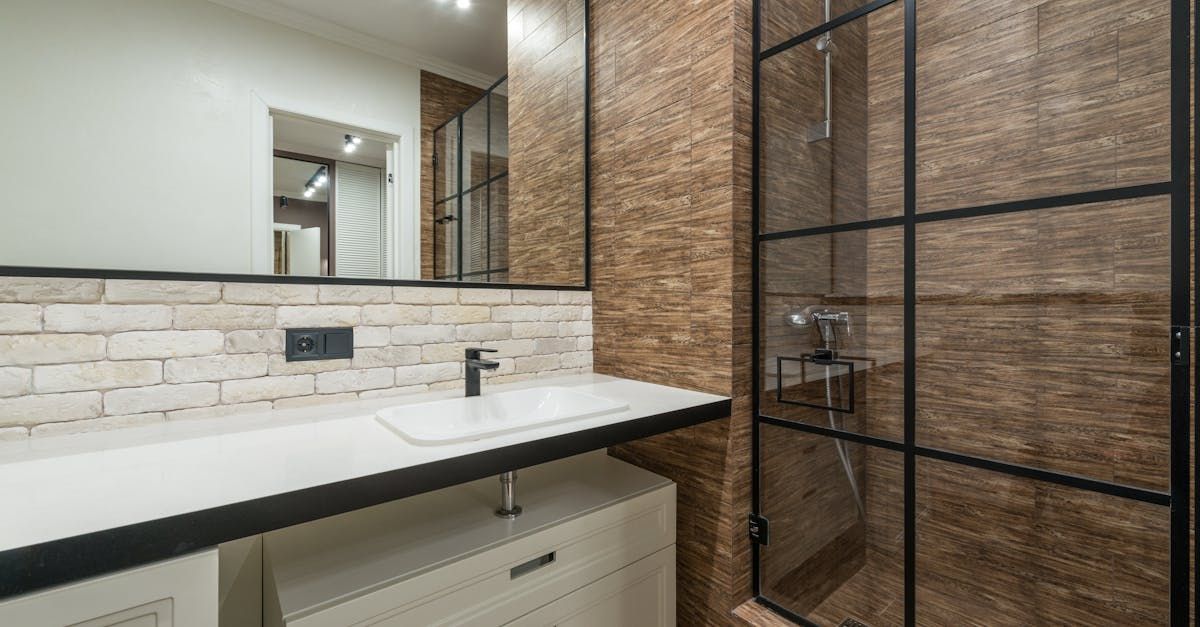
(751, 0, 1191, 625)
(433, 77, 510, 282)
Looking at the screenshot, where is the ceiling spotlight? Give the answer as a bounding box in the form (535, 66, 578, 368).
(344, 134, 361, 153)
(456, 0, 470, 7)
(306, 166, 327, 191)
(303, 187, 315, 198)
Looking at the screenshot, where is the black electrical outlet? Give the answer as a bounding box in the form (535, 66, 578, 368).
(285, 328, 354, 362)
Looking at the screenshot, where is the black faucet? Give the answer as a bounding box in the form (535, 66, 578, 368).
(465, 347, 500, 397)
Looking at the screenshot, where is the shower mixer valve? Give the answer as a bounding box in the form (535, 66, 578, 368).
(785, 306, 852, 354)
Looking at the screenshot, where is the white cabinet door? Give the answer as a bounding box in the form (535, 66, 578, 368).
(0, 550, 217, 627)
(508, 546, 676, 627)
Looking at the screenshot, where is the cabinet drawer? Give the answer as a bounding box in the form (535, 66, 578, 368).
(266, 454, 677, 627)
(286, 484, 674, 626)
(508, 546, 676, 627)
(0, 550, 217, 627)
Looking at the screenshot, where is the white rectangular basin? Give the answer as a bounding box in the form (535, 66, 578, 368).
(375, 387, 630, 445)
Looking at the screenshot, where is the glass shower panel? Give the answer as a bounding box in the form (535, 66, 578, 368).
(760, 227, 904, 442)
(759, 2, 903, 234)
(915, 458, 1170, 625)
(490, 81, 509, 177)
(434, 122, 459, 202)
(488, 177, 509, 275)
(434, 198, 458, 279)
(462, 97, 488, 193)
(759, 425, 904, 625)
(915, 0, 1171, 213)
(915, 196, 1172, 491)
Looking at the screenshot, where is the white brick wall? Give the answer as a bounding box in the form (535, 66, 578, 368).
(44, 304, 173, 333)
(0, 278, 593, 437)
(0, 304, 43, 333)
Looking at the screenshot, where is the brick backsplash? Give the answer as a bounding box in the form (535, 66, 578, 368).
(0, 278, 592, 440)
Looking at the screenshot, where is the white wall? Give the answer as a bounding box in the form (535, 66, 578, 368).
(0, 0, 420, 274)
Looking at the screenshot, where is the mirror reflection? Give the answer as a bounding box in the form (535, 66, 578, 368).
(0, 0, 587, 286)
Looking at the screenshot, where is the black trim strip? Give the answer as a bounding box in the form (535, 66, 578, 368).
(0, 265, 582, 291)
(0, 399, 731, 600)
(749, 0, 764, 600)
(434, 268, 510, 281)
(758, 183, 1172, 243)
(583, 0, 593, 297)
(914, 182, 1172, 225)
(437, 171, 509, 205)
(914, 445, 1172, 507)
(760, 0, 900, 61)
(1194, 0, 1199, 616)
(758, 216, 904, 241)
(1167, 0, 1191, 622)
(759, 414, 904, 452)
(455, 104, 464, 281)
(758, 414, 1172, 506)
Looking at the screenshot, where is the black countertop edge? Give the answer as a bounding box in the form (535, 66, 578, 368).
(0, 398, 730, 600)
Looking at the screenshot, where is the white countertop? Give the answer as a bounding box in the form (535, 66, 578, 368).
(0, 374, 726, 553)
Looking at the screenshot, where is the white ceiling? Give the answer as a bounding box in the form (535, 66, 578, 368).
(210, 0, 507, 86)
(273, 113, 391, 168)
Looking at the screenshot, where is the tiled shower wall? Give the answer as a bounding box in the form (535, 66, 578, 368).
(590, 0, 755, 623)
(0, 278, 591, 440)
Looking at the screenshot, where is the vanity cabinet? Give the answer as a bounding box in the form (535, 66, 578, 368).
(0, 550, 217, 626)
(262, 452, 676, 626)
(508, 547, 675, 627)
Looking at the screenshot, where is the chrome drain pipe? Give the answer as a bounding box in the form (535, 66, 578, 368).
(495, 471, 523, 519)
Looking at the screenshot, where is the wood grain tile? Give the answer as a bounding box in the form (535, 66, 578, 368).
(508, 0, 587, 285)
(593, 0, 755, 622)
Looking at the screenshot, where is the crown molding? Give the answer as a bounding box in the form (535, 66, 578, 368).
(206, 0, 497, 89)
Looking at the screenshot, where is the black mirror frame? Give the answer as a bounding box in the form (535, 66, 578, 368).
(0, 2, 590, 293)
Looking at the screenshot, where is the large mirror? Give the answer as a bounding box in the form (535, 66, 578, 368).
(0, 0, 587, 287)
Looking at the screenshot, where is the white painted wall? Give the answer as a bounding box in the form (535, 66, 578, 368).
(0, 0, 421, 274)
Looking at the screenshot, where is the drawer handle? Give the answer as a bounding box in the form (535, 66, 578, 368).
(510, 551, 556, 579)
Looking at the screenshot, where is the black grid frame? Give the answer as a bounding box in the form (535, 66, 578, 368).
(432, 74, 511, 283)
(749, 0, 1193, 625)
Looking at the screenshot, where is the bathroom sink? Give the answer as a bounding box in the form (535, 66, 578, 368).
(375, 386, 630, 445)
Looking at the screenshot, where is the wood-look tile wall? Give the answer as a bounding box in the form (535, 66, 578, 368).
(506, 0, 587, 286)
(420, 71, 485, 280)
(915, 0, 1170, 211)
(755, 0, 1176, 624)
(590, 0, 755, 623)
